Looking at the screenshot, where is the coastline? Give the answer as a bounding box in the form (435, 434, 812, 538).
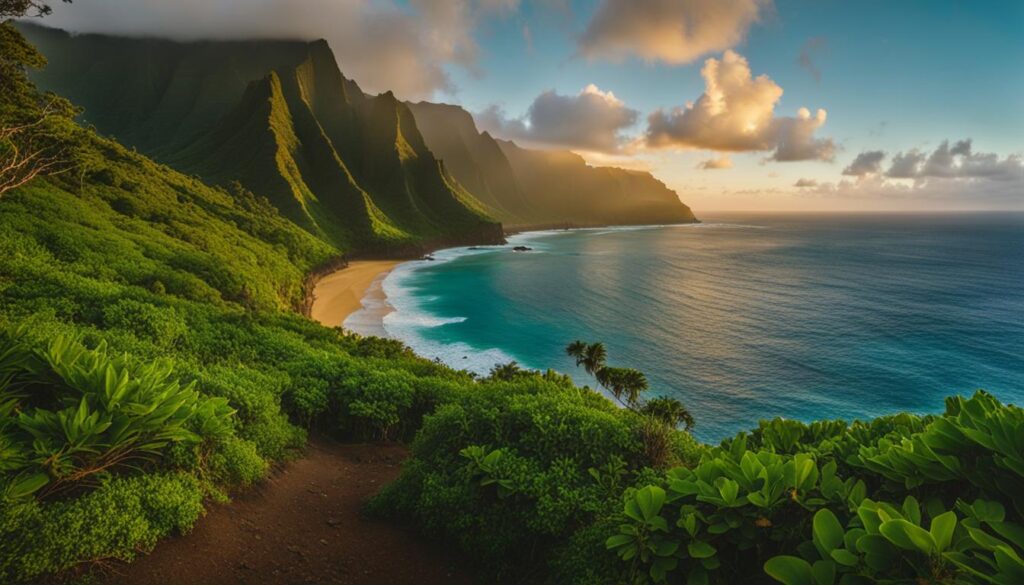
(309, 260, 401, 329)
(307, 221, 701, 339)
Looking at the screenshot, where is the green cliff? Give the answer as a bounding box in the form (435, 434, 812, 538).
(19, 24, 502, 252)
(407, 100, 698, 228)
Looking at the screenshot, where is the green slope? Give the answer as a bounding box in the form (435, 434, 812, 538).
(19, 24, 502, 253)
(407, 100, 698, 227)
(407, 101, 535, 221)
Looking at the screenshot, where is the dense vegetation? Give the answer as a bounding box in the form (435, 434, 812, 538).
(1, 21, 1021, 585)
(19, 22, 505, 253)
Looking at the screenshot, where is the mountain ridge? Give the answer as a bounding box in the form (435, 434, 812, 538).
(407, 100, 698, 228)
(18, 23, 503, 253)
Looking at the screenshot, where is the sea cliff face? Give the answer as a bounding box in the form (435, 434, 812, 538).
(407, 101, 698, 228)
(19, 24, 503, 253)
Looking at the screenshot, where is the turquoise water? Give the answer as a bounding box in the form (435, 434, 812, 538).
(378, 213, 1024, 441)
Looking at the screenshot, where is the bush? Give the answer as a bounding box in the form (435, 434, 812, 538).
(102, 298, 187, 348)
(0, 472, 205, 582)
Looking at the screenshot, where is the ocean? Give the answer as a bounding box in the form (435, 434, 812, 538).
(354, 213, 1024, 441)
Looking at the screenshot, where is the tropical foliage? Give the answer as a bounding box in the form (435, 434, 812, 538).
(0, 22, 1019, 585)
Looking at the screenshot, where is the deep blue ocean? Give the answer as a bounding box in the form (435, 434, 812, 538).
(379, 213, 1024, 441)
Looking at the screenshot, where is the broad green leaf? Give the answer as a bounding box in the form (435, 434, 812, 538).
(688, 540, 716, 559)
(812, 560, 836, 585)
(813, 509, 845, 553)
(764, 556, 815, 585)
(635, 486, 666, 521)
(880, 519, 936, 554)
(605, 534, 633, 549)
(830, 549, 859, 567)
(930, 511, 957, 552)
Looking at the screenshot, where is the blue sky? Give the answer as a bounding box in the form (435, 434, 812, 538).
(44, 0, 1024, 211)
(448, 0, 1024, 152)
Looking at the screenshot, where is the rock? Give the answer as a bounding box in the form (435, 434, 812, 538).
(420, 254, 435, 261)
(512, 245, 532, 252)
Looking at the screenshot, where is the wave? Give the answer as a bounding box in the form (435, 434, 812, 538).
(380, 252, 518, 375)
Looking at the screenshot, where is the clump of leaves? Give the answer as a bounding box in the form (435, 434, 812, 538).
(0, 329, 234, 502)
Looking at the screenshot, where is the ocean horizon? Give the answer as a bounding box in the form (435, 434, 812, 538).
(348, 212, 1024, 441)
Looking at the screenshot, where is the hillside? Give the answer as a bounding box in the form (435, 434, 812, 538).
(407, 101, 698, 228)
(2, 21, 1022, 585)
(18, 24, 502, 252)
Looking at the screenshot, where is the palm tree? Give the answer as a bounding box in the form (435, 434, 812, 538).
(581, 342, 607, 376)
(619, 368, 648, 406)
(488, 361, 522, 381)
(594, 367, 647, 408)
(642, 396, 696, 431)
(565, 340, 587, 366)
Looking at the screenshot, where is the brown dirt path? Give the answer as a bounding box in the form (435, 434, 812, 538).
(97, 440, 472, 585)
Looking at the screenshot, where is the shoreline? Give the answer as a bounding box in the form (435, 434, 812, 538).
(306, 221, 699, 337)
(309, 260, 401, 330)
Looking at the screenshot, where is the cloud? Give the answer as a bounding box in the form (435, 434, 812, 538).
(476, 84, 639, 153)
(578, 0, 769, 65)
(794, 178, 818, 187)
(42, 0, 512, 100)
(803, 174, 1023, 208)
(805, 140, 1023, 208)
(885, 140, 1023, 181)
(645, 50, 834, 161)
(842, 150, 886, 177)
(797, 37, 827, 82)
(698, 155, 733, 170)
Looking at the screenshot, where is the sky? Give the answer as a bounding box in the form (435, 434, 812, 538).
(40, 0, 1024, 212)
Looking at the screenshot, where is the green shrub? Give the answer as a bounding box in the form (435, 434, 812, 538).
(0, 472, 205, 582)
(207, 435, 268, 487)
(0, 331, 233, 502)
(102, 298, 187, 348)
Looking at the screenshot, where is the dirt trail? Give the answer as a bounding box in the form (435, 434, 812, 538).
(98, 441, 472, 585)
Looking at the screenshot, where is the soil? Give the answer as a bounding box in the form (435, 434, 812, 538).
(95, 440, 472, 585)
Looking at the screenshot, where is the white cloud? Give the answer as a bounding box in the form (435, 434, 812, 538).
(885, 140, 1023, 181)
(645, 50, 834, 162)
(42, 0, 512, 100)
(806, 140, 1023, 208)
(698, 155, 733, 169)
(476, 84, 639, 153)
(578, 0, 769, 65)
(842, 150, 886, 177)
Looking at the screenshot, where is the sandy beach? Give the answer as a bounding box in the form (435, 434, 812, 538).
(310, 260, 401, 330)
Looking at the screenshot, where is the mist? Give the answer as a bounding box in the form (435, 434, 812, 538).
(38, 0, 489, 100)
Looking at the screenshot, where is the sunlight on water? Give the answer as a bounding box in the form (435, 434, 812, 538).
(381, 214, 1024, 441)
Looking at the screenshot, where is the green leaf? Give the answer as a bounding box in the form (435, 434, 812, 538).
(812, 560, 836, 585)
(764, 556, 815, 585)
(635, 486, 666, 521)
(880, 519, 936, 554)
(830, 549, 858, 567)
(929, 511, 957, 552)
(813, 509, 845, 554)
(605, 534, 633, 549)
(688, 540, 716, 559)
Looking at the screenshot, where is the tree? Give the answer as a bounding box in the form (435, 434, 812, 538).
(565, 340, 608, 376)
(0, 22, 79, 197)
(488, 361, 524, 382)
(641, 396, 695, 431)
(565, 340, 587, 366)
(596, 367, 648, 408)
(1, 0, 69, 19)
